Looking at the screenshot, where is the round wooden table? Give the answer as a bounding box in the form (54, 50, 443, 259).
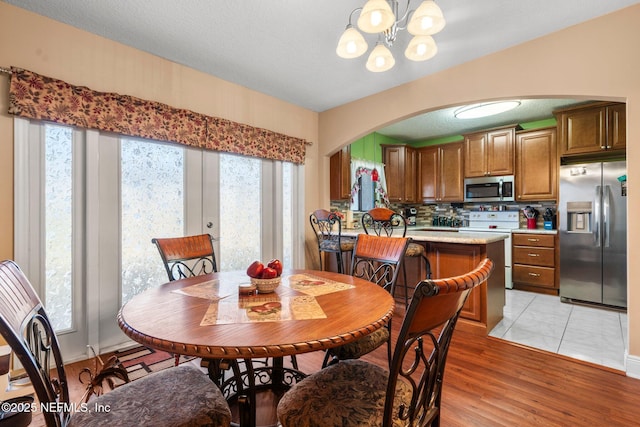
(117, 269, 395, 427)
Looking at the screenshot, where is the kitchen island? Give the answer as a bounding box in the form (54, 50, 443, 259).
(335, 229, 506, 335)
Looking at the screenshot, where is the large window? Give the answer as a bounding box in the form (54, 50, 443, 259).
(121, 139, 185, 304)
(14, 118, 304, 359)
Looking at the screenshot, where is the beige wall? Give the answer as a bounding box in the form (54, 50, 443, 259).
(0, 2, 321, 263)
(319, 5, 640, 359)
(1, 3, 639, 362)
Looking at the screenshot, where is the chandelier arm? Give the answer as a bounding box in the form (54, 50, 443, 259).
(394, 0, 413, 29)
(347, 7, 363, 26)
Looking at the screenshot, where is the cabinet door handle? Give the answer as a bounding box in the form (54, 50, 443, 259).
(527, 238, 539, 242)
(528, 272, 541, 277)
(528, 253, 540, 257)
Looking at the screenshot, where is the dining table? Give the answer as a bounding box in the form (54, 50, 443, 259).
(117, 268, 395, 427)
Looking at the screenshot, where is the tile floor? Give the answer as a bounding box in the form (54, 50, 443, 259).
(489, 289, 628, 371)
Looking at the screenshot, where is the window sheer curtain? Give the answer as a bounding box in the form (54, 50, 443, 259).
(349, 158, 389, 211)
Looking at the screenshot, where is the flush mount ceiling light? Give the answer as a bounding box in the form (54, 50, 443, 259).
(454, 101, 522, 119)
(336, 0, 445, 72)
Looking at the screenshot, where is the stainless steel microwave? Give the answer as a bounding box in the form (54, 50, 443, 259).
(464, 175, 515, 202)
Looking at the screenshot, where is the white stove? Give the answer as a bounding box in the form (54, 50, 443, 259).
(466, 211, 520, 230)
(459, 211, 520, 289)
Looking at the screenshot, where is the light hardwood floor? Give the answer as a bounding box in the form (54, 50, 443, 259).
(31, 310, 640, 426)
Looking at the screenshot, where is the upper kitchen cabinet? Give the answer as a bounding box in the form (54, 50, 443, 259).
(418, 142, 464, 203)
(555, 101, 626, 157)
(463, 125, 519, 178)
(329, 146, 351, 200)
(382, 145, 418, 203)
(515, 127, 557, 201)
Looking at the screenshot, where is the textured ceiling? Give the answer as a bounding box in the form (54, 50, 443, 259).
(3, 0, 637, 140)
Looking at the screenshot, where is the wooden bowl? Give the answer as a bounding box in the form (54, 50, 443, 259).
(250, 277, 281, 293)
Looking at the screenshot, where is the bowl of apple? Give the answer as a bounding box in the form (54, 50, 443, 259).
(246, 259, 283, 293)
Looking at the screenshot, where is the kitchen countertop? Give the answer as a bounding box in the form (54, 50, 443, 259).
(341, 228, 508, 244)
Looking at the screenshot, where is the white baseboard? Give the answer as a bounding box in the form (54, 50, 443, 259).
(626, 353, 640, 378)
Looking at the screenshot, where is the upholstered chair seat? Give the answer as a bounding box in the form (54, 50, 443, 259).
(328, 328, 389, 361)
(319, 237, 356, 253)
(405, 242, 426, 257)
(69, 364, 231, 427)
(277, 360, 412, 427)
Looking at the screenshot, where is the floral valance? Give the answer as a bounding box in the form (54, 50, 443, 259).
(8, 67, 307, 164)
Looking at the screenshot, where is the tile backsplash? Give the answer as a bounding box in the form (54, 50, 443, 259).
(329, 200, 557, 229)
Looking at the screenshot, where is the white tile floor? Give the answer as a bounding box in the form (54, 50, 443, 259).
(489, 289, 628, 371)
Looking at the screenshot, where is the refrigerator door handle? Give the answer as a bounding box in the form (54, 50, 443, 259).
(594, 185, 601, 247)
(603, 185, 611, 248)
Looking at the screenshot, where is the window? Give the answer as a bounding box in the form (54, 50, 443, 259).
(14, 118, 304, 358)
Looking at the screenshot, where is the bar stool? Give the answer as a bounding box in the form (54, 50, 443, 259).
(362, 207, 432, 307)
(310, 209, 355, 274)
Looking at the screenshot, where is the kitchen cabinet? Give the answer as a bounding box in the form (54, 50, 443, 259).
(555, 101, 626, 157)
(515, 127, 557, 201)
(512, 232, 558, 295)
(464, 126, 517, 178)
(426, 239, 505, 335)
(382, 145, 418, 203)
(329, 146, 351, 200)
(418, 142, 464, 203)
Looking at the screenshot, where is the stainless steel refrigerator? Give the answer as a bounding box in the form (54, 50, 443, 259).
(559, 161, 627, 308)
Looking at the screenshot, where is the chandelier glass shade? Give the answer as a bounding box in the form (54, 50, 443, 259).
(337, 0, 446, 72)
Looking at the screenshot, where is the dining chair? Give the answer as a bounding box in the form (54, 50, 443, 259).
(152, 233, 219, 366)
(309, 209, 355, 274)
(152, 233, 218, 281)
(278, 258, 494, 427)
(0, 260, 232, 427)
(362, 207, 432, 308)
(321, 233, 410, 369)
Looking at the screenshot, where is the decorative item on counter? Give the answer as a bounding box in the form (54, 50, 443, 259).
(522, 206, 539, 229)
(543, 207, 556, 230)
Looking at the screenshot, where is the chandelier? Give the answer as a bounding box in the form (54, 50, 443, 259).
(336, 0, 446, 72)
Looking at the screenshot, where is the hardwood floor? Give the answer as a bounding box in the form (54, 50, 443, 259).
(29, 308, 640, 426)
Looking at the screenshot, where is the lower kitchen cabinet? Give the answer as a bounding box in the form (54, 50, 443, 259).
(426, 240, 505, 335)
(512, 232, 559, 295)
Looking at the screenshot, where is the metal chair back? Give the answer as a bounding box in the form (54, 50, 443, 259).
(152, 234, 218, 281)
(383, 258, 494, 426)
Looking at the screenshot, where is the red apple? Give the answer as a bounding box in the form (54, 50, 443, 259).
(261, 267, 278, 279)
(246, 261, 264, 278)
(267, 259, 283, 276)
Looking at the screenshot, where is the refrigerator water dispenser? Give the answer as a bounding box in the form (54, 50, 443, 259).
(566, 201, 592, 233)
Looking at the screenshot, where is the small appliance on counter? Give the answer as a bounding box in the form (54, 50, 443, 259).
(404, 207, 417, 225)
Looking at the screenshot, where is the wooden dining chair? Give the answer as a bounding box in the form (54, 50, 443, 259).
(278, 258, 494, 427)
(321, 233, 409, 368)
(152, 233, 218, 281)
(152, 233, 219, 366)
(362, 207, 432, 308)
(0, 260, 232, 427)
(309, 209, 355, 274)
